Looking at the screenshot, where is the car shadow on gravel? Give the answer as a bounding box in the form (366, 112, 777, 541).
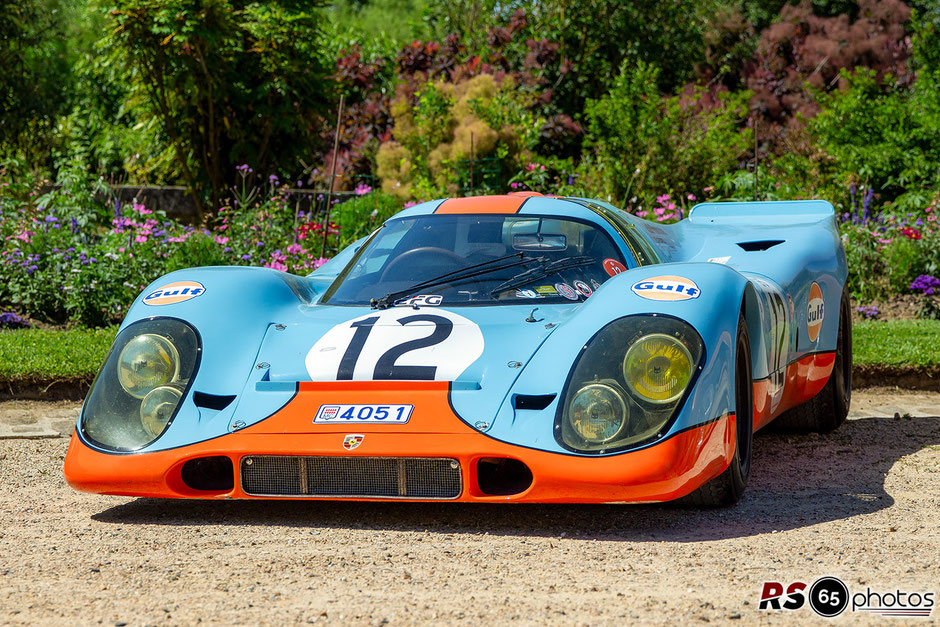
(92, 416, 939, 542)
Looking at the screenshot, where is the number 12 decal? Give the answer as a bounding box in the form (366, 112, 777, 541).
(337, 314, 453, 380)
(306, 308, 484, 382)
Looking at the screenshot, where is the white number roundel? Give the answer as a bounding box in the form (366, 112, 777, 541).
(305, 308, 484, 381)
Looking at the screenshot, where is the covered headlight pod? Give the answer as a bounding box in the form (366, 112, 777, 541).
(81, 318, 200, 451)
(556, 315, 704, 454)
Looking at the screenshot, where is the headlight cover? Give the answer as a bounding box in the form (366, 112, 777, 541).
(81, 318, 201, 451)
(556, 315, 704, 454)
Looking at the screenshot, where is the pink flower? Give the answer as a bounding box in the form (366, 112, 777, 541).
(687, 194, 696, 201)
(133, 203, 153, 215)
(214, 235, 229, 245)
(286, 243, 303, 255)
(134, 235, 148, 243)
(264, 261, 288, 271)
(525, 163, 536, 172)
(312, 257, 329, 269)
(404, 201, 418, 208)
(354, 183, 372, 196)
(656, 194, 670, 203)
(703, 186, 714, 193)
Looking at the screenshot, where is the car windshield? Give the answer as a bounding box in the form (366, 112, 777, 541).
(321, 214, 629, 306)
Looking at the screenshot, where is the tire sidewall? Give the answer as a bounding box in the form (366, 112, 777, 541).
(731, 315, 753, 495)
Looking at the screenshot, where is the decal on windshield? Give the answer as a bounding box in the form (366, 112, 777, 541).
(603, 258, 627, 276)
(573, 280, 593, 297)
(393, 294, 442, 307)
(555, 283, 579, 301)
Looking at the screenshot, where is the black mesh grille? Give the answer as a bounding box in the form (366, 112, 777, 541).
(240, 456, 462, 499)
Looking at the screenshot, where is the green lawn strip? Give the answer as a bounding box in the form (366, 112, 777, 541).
(852, 319, 940, 368)
(0, 327, 116, 381)
(0, 320, 937, 383)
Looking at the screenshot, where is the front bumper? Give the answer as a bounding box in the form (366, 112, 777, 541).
(64, 381, 735, 504)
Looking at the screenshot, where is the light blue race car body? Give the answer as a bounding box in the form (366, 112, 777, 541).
(65, 195, 849, 504)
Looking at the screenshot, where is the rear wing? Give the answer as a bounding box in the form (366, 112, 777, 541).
(688, 200, 834, 226)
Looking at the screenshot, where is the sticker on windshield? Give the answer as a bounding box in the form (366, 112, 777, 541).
(603, 258, 627, 276)
(306, 308, 484, 381)
(393, 294, 442, 307)
(555, 283, 579, 301)
(535, 285, 557, 296)
(590, 279, 602, 290)
(573, 280, 593, 297)
(515, 289, 538, 299)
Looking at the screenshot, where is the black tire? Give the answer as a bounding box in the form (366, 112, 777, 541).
(681, 313, 753, 507)
(774, 287, 852, 433)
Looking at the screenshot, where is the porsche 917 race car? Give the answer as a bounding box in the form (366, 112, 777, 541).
(65, 193, 851, 506)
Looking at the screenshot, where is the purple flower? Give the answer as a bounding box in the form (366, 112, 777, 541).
(241, 254, 251, 261)
(44, 215, 57, 223)
(910, 275, 940, 295)
(855, 305, 879, 320)
(27, 265, 38, 274)
(0, 312, 29, 329)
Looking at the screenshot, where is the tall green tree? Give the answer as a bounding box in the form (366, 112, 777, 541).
(107, 0, 333, 217)
(0, 0, 74, 167)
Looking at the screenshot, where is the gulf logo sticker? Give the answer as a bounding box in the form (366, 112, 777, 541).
(143, 281, 206, 306)
(631, 276, 701, 301)
(807, 282, 825, 342)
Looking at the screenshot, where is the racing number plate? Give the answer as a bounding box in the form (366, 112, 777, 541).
(313, 404, 414, 424)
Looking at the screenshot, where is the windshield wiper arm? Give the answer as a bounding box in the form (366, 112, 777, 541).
(370, 252, 545, 309)
(490, 256, 595, 295)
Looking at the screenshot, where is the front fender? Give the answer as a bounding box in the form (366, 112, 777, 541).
(125, 267, 313, 396)
(488, 262, 753, 454)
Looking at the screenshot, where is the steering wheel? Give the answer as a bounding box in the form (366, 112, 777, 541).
(380, 247, 465, 282)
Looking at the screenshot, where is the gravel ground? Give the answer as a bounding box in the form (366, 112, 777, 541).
(0, 389, 937, 625)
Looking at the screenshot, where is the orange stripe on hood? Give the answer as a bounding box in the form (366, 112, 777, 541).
(435, 195, 528, 214)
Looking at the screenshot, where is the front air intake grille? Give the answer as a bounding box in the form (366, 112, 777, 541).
(240, 456, 462, 499)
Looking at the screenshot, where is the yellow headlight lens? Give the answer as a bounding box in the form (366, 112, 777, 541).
(140, 385, 183, 438)
(117, 333, 180, 398)
(568, 383, 628, 443)
(623, 333, 694, 404)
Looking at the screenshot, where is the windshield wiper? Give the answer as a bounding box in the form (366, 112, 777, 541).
(370, 252, 545, 309)
(490, 255, 595, 295)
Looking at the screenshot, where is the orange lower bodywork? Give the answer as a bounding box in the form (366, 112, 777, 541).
(64, 381, 736, 503)
(752, 351, 835, 431)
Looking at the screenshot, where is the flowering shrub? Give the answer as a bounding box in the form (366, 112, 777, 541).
(855, 305, 880, 320)
(910, 275, 940, 319)
(0, 171, 405, 326)
(840, 193, 940, 302)
(0, 312, 30, 329)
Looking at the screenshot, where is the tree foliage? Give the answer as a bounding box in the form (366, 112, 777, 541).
(582, 61, 752, 207)
(106, 0, 333, 215)
(0, 0, 74, 166)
